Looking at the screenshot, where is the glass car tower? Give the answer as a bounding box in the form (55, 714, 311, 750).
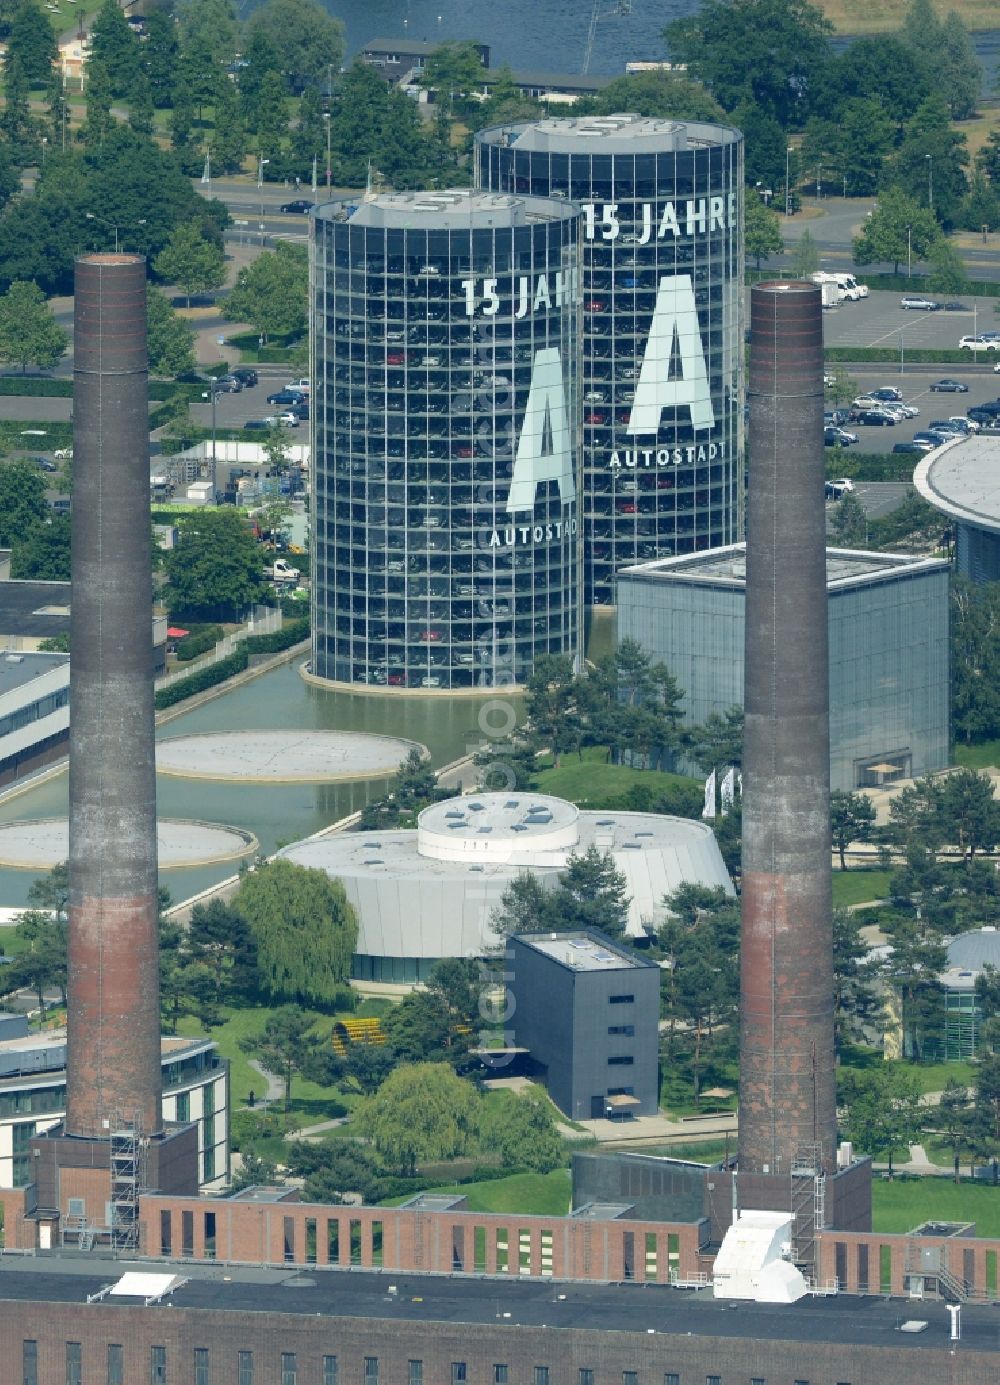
(312, 190, 583, 691)
(476, 115, 744, 606)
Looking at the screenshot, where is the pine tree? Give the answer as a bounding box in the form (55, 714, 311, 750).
(78, 56, 114, 149)
(128, 72, 155, 138)
(5, 0, 56, 87)
(88, 0, 141, 98)
(209, 76, 248, 175)
(142, 8, 179, 108)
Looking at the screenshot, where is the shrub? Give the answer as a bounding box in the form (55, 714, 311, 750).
(154, 645, 249, 709)
(174, 624, 224, 661)
(244, 616, 309, 655)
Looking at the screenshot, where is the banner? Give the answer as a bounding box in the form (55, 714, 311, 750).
(720, 765, 737, 813)
(702, 769, 716, 820)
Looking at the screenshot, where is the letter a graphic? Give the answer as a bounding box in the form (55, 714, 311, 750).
(506, 347, 575, 514)
(627, 274, 715, 436)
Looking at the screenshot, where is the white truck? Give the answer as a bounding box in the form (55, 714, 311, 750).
(810, 271, 869, 302)
(266, 557, 300, 583)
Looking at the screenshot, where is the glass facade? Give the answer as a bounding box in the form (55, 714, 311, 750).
(312, 189, 582, 690)
(616, 549, 949, 792)
(476, 115, 744, 605)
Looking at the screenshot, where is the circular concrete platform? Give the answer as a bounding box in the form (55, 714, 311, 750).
(0, 819, 258, 871)
(155, 730, 425, 783)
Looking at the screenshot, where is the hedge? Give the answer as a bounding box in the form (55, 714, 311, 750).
(860, 274, 1000, 300)
(174, 624, 224, 661)
(0, 376, 72, 397)
(154, 645, 249, 709)
(825, 345, 990, 365)
(244, 616, 309, 655)
(825, 450, 920, 482)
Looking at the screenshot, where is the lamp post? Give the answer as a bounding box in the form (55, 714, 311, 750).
(202, 385, 219, 501)
(323, 112, 332, 192)
(84, 212, 147, 253)
(907, 224, 912, 282)
(257, 154, 269, 189)
(926, 154, 933, 212)
(816, 163, 822, 200)
(785, 146, 793, 217)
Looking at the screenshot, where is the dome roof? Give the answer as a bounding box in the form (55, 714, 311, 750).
(946, 927, 1000, 972)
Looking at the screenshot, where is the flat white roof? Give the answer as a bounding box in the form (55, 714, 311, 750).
(520, 933, 645, 971)
(913, 434, 1000, 533)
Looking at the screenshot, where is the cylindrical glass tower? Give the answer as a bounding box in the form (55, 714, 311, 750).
(312, 190, 582, 691)
(476, 115, 744, 606)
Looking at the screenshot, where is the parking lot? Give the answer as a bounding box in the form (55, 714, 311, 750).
(830, 363, 999, 446)
(819, 288, 1000, 353)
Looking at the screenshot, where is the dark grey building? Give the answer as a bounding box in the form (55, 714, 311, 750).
(509, 930, 659, 1120)
(475, 114, 744, 605)
(617, 545, 950, 792)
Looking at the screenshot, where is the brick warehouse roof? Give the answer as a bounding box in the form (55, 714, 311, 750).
(0, 1259, 991, 1356)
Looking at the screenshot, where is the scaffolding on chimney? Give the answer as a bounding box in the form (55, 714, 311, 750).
(109, 1113, 147, 1254)
(790, 1145, 826, 1272)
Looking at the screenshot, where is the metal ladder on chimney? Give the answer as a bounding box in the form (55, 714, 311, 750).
(790, 1145, 826, 1273)
(109, 1113, 146, 1255)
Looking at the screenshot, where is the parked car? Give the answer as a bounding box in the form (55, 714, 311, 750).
(893, 440, 934, 454)
(824, 409, 851, 428)
(263, 412, 300, 428)
(266, 388, 305, 406)
(959, 336, 999, 350)
(825, 478, 855, 499)
(824, 426, 859, 447)
(912, 430, 951, 447)
(872, 387, 903, 402)
(243, 419, 269, 430)
(929, 378, 968, 392)
(53, 447, 73, 459)
(231, 367, 258, 387)
(941, 301, 968, 311)
(900, 296, 940, 310)
(213, 374, 243, 393)
(855, 409, 896, 426)
(32, 456, 58, 472)
(928, 419, 966, 436)
(279, 199, 313, 214)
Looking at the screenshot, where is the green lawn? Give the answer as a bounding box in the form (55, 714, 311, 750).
(383, 1169, 572, 1216)
(533, 747, 695, 809)
(872, 1177, 1000, 1237)
(954, 740, 1000, 771)
(831, 869, 893, 907)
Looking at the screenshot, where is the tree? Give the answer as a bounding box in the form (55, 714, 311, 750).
(935, 769, 1000, 859)
(482, 1088, 564, 1172)
(11, 513, 70, 580)
(4, 907, 66, 1013)
(685, 707, 743, 774)
(356, 1062, 481, 1175)
(78, 56, 115, 150)
(244, 0, 344, 94)
(0, 278, 68, 373)
(552, 846, 631, 938)
(839, 1066, 923, 1175)
(0, 457, 47, 546)
(185, 897, 258, 1002)
(208, 75, 248, 175)
(789, 228, 819, 278)
(587, 70, 725, 122)
(240, 1005, 315, 1109)
(745, 194, 783, 270)
(164, 509, 267, 620)
(226, 241, 307, 343)
(128, 73, 155, 139)
(383, 989, 458, 1064)
(176, 0, 238, 71)
(838, 100, 895, 197)
(926, 237, 972, 294)
(341, 1044, 396, 1096)
(879, 917, 946, 1062)
(852, 185, 939, 275)
(829, 490, 866, 546)
(0, 143, 18, 215)
(491, 871, 554, 938)
(4, 0, 56, 87)
(0, 56, 41, 166)
(142, 9, 179, 108)
(664, 0, 833, 129)
(937, 1079, 977, 1181)
(88, 0, 141, 99)
(147, 285, 196, 377)
(659, 887, 739, 1100)
(959, 171, 1000, 236)
(232, 857, 358, 1005)
(830, 790, 876, 872)
(951, 579, 1000, 745)
(418, 41, 486, 118)
(154, 220, 226, 307)
(889, 97, 970, 230)
(832, 908, 881, 1053)
(248, 70, 289, 159)
(938, 11, 980, 121)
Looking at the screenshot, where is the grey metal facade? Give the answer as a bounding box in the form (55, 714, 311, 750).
(509, 931, 660, 1120)
(311, 190, 582, 691)
(475, 115, 744, 606)
(617, 546, 950, 792)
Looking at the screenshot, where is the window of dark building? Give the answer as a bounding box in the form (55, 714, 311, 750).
(580, 1371, 594, 1385)
(238, 1351, 254, 1385)
(160, 1209, 171, 1256)
(752, 1379, 766, 1385)
(66, 1343, 82, 1385)
(281, 1353, 297, 1385)
(409, 1362, 423, 1385)
(323, 1358, 338, 1385)
(203, 1211, 216, 1259)
(706, 1376, 721, 1385)
(181, 1209, 194, 1257)
(664, 1376, 680, 1385)
(534, 1368, 549, 1385)
(623, 1373, 638, 1385)
(623, 1230, 635, 1279)
(23, 1341, 37, 1385)
(608, 1025, 635, 1036)
(108, 1345, 124, 1385)
(283, 1216, 296, 1262)
(327, 1219, 340, 1263)
(350, 1219, 363, 1264)
(151, 1345, 167, 1385)
(609, 1056, 634, 1066)
(857, 1243, 869, 1294)
(453, 1365, 467, 1385)
(494, 1368, 509, 1385)
(609, 994, 634, 1004)
(194, 1349, 209, 1385)
(364, 1358, 379, 1385)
